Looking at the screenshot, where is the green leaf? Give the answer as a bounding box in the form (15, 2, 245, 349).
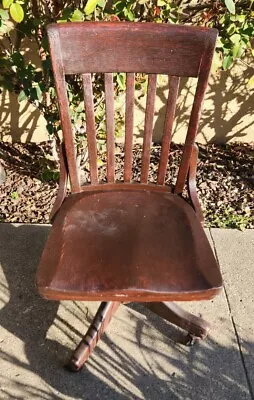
(40, 169, 59, 183)
(10, 191, 19, 200)
(126, 8, 135, 20)
(49, 87, 56, 98)
(0, 9, 9, 19)
(224, 0, 235, 14)
(116, 73, 126, 90)
(71, 9, 84, 21)
(211, 52, 222, 74)
(247, 76, 254, 90)
(235, 14, 245, 23)
(2, 0, 13, 9)
(42, 58, 51, 71)
(222, 55, 233, 70)
(46, 122, 55, 135)
(41, 36, 49, 52)
(157, 0, 166, 5)
(232, 42, 242, 59)
(0, 25, 9, 34)
(76, 101, 84, 113)
(11, 52, 24, 67)
(1, 80, 14, 91)
(32, 18, 40, 27)
(219, 15, 225, 24)
(230, 33, 241, 44)
(18, 90, 26, 102)
(84, 0, 99, 15)
(216, 36, 223, 48)
(226, 23, 236, 35)
(62, 7, 73, 20)
(29, 87, 38, 101)
(97, 0, 106, 7)
(36, 84, 43, 101)
(10, 3, 24, 23)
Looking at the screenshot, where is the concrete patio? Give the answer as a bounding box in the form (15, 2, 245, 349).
(0, 224, 253, 399)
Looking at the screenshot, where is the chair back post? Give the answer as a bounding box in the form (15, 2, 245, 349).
(174, 33, 217, 194)
(48, 27, 80, 192)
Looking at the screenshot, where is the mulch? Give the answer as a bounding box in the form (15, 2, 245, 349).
(0, 141, 253, 229)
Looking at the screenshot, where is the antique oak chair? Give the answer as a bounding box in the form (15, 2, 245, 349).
(36, 22, 223, 372)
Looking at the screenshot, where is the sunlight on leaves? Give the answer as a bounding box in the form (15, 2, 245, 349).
(84, 0, 99, 15)
(224, 0, 236, 14)
(10, 2, 24, 23)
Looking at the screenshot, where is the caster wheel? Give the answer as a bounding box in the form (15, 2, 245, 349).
(185, 333, 199, 346)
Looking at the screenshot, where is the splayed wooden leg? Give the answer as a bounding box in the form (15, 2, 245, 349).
(67, 301, 121, 371)
(142, 302, 210, 342)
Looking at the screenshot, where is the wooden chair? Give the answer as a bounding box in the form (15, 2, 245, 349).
(36, 22, 223, 372)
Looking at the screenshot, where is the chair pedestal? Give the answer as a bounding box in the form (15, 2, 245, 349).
(67, 301, 210, 372)
(67, 301, 120, 372)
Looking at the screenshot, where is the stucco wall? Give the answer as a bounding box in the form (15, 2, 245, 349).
(0, 58, 253, 144)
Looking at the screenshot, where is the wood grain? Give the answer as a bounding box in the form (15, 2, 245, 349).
(82, 73, 98, 185)
(157, 76, 180, 185)
(141, 74, 157, 184)
(105, 73, 115, 183)
(124, 73, 135, 182)
(48, 22, 215, 77)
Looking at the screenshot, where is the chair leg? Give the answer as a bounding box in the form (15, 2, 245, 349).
(67, 301, 121, 371)
(142, 302, 211, 344)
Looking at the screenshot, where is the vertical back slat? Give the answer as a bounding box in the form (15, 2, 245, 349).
(82, 73, 98, 185)
(157, 76, 180, 185)
(105, 73, 115, 183)
(124, 73, 135, 182)
(141, 74, 157, 184)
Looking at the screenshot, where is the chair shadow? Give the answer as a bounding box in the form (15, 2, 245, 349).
(0, 224, 253, 399)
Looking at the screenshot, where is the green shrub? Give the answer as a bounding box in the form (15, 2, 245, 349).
(0, 0, 253, 142)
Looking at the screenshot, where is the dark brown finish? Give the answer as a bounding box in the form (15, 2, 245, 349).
(141, 74, 157, 184)
(46, 21, 217, 194)
(105, 73, 115, 182)
(47, 27, 80, 192)
(174, 43, 215, 194)
(48, 22, 215, 77)
(50, 143, 68, 222)
(143, 302, 210, 339)
(37, 22, 222, 369)
(187, 144, 204, 223)
(157, 76, 180, 185)
(83, 73, 98, 185)
(124, 73, 135, 183)
(68, 301, 120, 371)
(37, 188, 222, 301)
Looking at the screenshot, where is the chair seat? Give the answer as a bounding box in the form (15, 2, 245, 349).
(36, 187, 222, 302)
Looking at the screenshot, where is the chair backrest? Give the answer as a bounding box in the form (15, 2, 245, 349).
(47, 22, 217, 194)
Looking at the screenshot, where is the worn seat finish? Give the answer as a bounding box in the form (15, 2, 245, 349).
(37, 186, 221, 301)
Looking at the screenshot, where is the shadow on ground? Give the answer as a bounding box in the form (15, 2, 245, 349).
(0, 90, 41, 143)
(0, 224, 252, 399)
